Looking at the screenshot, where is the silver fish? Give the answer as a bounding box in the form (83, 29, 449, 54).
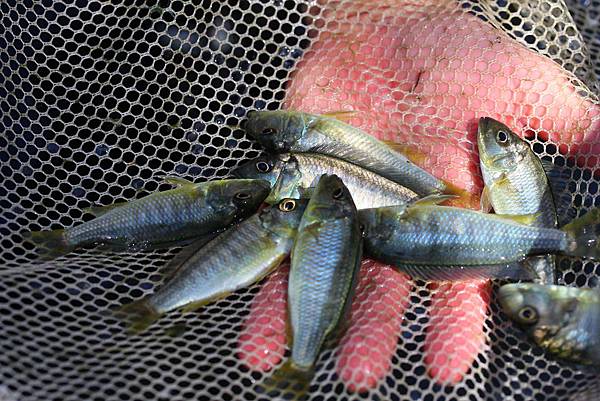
(232, 153, 419, 209)
(478, 117, 557, 284)
(24, 177, 271, 259)
(262, 174, 362, 399)
(360, 199, 600, 281)
(499, 283, 600, 365)
(244, 110, 454, 197)
(117, 198, 308, 332)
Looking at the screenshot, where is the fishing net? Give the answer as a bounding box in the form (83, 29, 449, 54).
(1, 0, 600, 400)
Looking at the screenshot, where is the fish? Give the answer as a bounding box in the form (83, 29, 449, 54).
(244, 110, 457, 197)
(498, 283, 600, 365)
(116, 198, 308, 333)
(232, 153, 419, 209)
(24, 178, 271, 260)
(478, 117, 559, 284)
(359, 198, 600, 281)
(262, 174, 362, 399)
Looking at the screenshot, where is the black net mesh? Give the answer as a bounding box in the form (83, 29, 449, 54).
(1, 0, 600, 400)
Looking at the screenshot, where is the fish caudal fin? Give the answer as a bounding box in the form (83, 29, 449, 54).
(114, 299, 161, 334)
(256, 361, 314, 401)
(562, 208, 600, 259)
(22, 229, 72, 260)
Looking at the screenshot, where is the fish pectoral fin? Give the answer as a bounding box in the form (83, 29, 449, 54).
(540, 159, 577, 227)
(163, 176, 195, 188)
(411, 194, 458, 207)
(320, 110, 357, 122)
(480, 185, 494, 213)
(382, 141, 429, 166)
(84, 202, 127, 217)
(161, 234, 220, 278)
(301, 221, 324, 239)
(395, 263, 537, 281)
(495, 212, 541, 226)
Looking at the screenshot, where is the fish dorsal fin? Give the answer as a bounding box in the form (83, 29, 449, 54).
(412, 194, 457, 207)
(84, 202, 127, 217)
(480, 186, 493, 213)
(163, 176, 195, 188)
(382, 141, 428, 166)
(495, 213, 541, 225)
(540, 159, 577, 226)
(320, 110, 357, 122)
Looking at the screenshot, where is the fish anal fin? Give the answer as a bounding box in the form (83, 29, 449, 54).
(114, 299, 162, 334)
(496, 213, 541, 226)
(396, 263, 537, 281)
(163, 176, 195, 187)
(179, 291, 232, 313)
(382, 141, 429, 166)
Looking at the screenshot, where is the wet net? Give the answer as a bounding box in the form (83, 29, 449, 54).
(1, 0, 600, 400)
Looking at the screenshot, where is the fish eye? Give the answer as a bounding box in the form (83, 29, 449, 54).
(517, 306, 538, 323)
(262, 128, 277, 135)
(256, 161, 271, 173)
(279, 199, 296, 212)
(235, 192, 252, 200)
(496, 130, 509, 144)
(332, 188, 344, 199)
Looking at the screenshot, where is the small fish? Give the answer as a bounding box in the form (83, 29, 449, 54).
(359, 198, 600, 281)
(116, 198, 308, 332)
(24, 178, 271, 259)
(478, 117, 558, 284)
(262, 174, 362, 399)
(232, 153, 419, 208)
(498, 283, 600, 365)
(244, 110, 455, 197)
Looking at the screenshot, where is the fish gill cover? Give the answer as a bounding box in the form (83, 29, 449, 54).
(1, 0, 600, 400)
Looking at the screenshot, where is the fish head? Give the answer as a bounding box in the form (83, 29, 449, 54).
(477, 117, 529, 174)
(230, 154, 284, 186)
(358, 206, 404, 240)
(498, 283, 584, 344)
(260, 198, 309, 234)
(307, 174, 357, 219)
(209, 179, 271, 218)
(245, 111, 307, 152)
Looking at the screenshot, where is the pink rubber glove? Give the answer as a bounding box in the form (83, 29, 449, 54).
(237, 0, 599, 390)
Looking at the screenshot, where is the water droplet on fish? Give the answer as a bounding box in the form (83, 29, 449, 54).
(191, 144, 204, 155)
(95, 144, 108, 156)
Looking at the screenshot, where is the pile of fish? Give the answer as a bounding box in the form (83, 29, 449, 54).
(25, 111, 600, 397)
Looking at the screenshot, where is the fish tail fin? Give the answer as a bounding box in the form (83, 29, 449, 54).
(114, 299, 161, 334)
(562, 209, 600, 259)
(257, 361, 313, 401)
(22, 229, 72, 260)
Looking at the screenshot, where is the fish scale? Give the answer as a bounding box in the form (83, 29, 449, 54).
(363, 205, 568, 267)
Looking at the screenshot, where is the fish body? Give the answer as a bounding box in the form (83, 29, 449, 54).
(232, 153, 419, 209)
(25, 178, 270, 259)
(264, 174, 362, 398)
(360, 202, 600, 281)
(498, 283, 600, 365)
(118, 198, 308, 332)
(478, 117, 557, 284)
(245, 110, 446, 196)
